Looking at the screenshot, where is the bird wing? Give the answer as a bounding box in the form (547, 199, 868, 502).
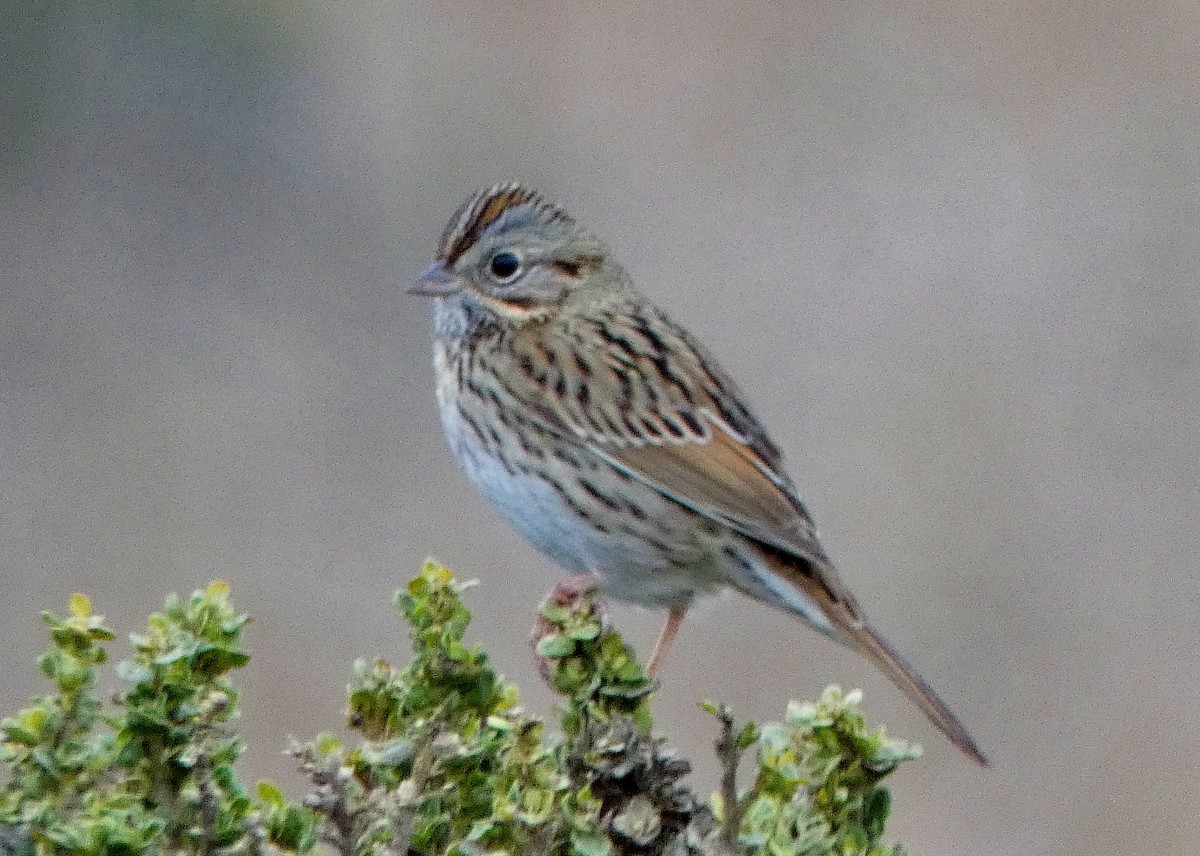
(495, 307, 862, 616)
(599, 423, 818, 558)
(586, 407, 865, 621)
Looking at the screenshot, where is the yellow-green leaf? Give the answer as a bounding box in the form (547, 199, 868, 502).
(68, 593, 92, 618)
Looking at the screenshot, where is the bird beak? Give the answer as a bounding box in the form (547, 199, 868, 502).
(409, 261, 461, 296)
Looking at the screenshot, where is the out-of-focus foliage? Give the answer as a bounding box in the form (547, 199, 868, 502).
(1, 561, 919, 855)
(0, 582, 316, 855)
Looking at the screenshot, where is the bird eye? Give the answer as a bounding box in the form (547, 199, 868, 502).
(488, 250, 523, 283)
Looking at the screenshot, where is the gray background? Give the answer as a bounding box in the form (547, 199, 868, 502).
(2, 2, 1198, 854)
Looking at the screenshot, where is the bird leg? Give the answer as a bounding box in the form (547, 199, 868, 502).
(548, 572, 600, 604)
(531, 572, 604, 685)
(645, 607, 685, 676)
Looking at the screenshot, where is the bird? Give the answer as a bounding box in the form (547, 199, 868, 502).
(410, 182, 987, 765)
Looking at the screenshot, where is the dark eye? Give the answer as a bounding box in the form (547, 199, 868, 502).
(488, 250, 523, 283)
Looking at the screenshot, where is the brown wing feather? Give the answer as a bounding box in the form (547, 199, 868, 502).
(604, 427, 806, 544)
(601, 426, 845, 575)
(594, 426, 866, 619)
(488, 305, 862, 612)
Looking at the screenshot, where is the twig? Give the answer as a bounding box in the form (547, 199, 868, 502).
(389, 718, 440, 856)
(195, 754, 221, 855)
(712, 705, 745, 855)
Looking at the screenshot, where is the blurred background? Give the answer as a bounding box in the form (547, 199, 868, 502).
(2, 1, 1198, 853)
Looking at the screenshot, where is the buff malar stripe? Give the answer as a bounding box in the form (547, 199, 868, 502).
(437, 183, 575, 266)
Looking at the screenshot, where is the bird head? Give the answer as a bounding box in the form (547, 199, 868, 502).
(412, 183, 611, 329)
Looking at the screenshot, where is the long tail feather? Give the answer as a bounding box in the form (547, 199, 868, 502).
(734, 543, 988, 765)
(846, 621, 989, 766)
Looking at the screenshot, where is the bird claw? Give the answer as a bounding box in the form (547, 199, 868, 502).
(548, 572, 601, 604)
(530, 573, 607, 685)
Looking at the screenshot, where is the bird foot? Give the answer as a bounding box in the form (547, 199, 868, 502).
(547, 572, 601, 604)
(530, 573, 606, 685)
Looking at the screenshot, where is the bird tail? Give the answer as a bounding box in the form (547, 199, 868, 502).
(730, 543, 988, 765)
(844, 620, 989, 766)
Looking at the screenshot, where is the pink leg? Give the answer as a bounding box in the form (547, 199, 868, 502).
(645, 607, 686, 676)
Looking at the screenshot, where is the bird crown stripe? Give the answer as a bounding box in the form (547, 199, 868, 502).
(438, 183, 575, 264)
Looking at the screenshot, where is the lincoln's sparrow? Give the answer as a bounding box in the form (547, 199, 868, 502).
(412, 183, 987, 765)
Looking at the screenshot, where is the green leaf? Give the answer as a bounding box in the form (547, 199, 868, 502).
(466, 818, 495, 841)
(864, 787, 892, 840)
(313, 732, 342, 754)
(535, 634, 576, 658)
(571, 830, 613, 856)
(115, 660, 154, 684)
(538, 602, 569, 622)
(737, 721, 761, 751)
(264, 801, 319, 851)
(256, 780, 285, 806)
(365, 737, 416, 767)
(68, 593, 92, 618)
(2, 718, 42, 745)
(566, 621, 601, 641)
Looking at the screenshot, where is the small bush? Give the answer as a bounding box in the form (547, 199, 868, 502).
(1, 561, 920, 855)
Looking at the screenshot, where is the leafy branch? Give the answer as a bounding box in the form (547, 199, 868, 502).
(1, 561, 921, 856)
